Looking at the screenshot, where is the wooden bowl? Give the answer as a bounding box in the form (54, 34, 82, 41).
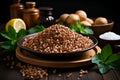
(89, 19, 114, 36)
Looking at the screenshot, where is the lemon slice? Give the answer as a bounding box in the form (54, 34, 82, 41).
(5, 18, 26, 33)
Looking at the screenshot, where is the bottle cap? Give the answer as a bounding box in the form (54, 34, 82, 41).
(26, 2, 36, 8)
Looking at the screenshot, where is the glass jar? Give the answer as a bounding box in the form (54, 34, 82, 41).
(10, 0, 24, 19)
(38, 7, 54, 28)
(23, 2, 40, 28)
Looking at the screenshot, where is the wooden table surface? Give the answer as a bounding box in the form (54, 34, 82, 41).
(0, 48, 120, 80)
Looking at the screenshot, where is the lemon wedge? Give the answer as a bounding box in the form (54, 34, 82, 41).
(5, 18, 26, 33)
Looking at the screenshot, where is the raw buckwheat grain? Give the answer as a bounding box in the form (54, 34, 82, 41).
(22, 24, 93, 53)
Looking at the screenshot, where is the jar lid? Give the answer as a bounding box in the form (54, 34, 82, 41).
(13, 0, 21, 3)
(26, 2, 36, 8)
(39, 7, 53, 15)
(39, 7, 53, 11)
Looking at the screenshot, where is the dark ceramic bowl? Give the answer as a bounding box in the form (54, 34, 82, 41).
(89, 19, 114, 36)
(17, 33, 98, 61)
(99, 32, 120, 52)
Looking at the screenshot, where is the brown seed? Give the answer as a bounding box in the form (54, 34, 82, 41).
(66, 72, 73, 78)
(22, 24, 94, 53)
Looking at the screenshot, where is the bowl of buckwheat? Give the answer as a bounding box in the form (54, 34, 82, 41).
(17, 24, 98, 60)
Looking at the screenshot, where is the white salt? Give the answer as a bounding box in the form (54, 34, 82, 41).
(99, 31, 120, 40)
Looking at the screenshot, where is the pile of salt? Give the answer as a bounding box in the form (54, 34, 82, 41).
(99, 31, 120, 40)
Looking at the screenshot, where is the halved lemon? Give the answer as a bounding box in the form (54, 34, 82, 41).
(5, 18, 26, 33)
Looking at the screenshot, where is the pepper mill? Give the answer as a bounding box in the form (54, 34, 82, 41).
(10, 0, 24, 19)
(23, 2, 40, 28)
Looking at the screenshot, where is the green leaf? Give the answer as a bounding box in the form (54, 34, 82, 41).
(84, 27, 94, 35)
(69, 25, 79, 32)
(58, 22, 64, 25)
(0, 41, 15, 50)
(7, 25, 17, 40)
(92, 44, 120, 74)
(28, 25, 45, 34)
(105, 54, 120, 65)
(109, 60, 120, 68)
(0, 31, 12, 40)
(76, 21, 86, 33)
(97, 63, 113, 74)
(101, 44, 112, 61)
(69, 21, 94, 35)
(92, 53, 103, 64)
(91, 52, 113, 74)
(0, 25, 26, 51)
(17, 29, 26, 39)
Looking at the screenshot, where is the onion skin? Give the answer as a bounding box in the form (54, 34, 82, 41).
(75, 10, 87, 21)
(94, 17, 108, 25)
(86, 18, 94, 25)
(65, 14, 80, 25)
(60, 13, 69, 22)
(81, 21, 92, 26)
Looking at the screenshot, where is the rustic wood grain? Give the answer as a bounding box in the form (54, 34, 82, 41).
(102, 70, 120, 80)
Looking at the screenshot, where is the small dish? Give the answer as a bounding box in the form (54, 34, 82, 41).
(99, 31, 120, 52)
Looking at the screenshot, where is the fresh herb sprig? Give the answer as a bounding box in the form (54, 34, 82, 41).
(69, 21, 94, 35)
(28, 25, 45, 34)
(0, 25, 26, 51)
(92, 44, 120, 74)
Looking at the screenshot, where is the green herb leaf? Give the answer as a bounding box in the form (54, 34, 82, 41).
(108, 60, 120, 68)
(98, 63, 113, 74)
(17, 29, 26, 39)
(105, 54, 120, 65)
(101, 44, 112, 61)
(92, 44, 120, 74)
(0, 25, 26, 51)
(76, 21, 86, 33)
(69, 24, 79, 32)
(91, 53, 103, 64)
(28, 25, 45, 34)
(0, 41, 15, 50)
(69, 21, 94, 35)
(7, 25, 17, 40)
(0, 31, 12, 40)
(84, 27, 94, 35)
(58, 22, 64, 25)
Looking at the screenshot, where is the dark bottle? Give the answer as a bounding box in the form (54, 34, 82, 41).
(10, 0, 24, 19)
(23, 2, 40, 28)
(38, 7, 54, 28)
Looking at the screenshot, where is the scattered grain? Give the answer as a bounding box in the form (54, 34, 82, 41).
(66, 72, 73, 78)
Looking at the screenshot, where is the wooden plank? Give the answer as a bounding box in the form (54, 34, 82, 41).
(102, 70, 120, 80)
(81, 71, 103, 80)
(1, 47, 120, 80)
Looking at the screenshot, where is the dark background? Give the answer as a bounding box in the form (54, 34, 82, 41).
(0, 0, 119, 34)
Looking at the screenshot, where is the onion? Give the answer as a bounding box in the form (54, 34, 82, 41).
(60, 13, 69, 22)
(75, 10, 87, 21)
(86, 18, 94, 25)
(65, 14, 80, 25)
(81, 21, 92, 26)
(94, 17, 108, 25)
